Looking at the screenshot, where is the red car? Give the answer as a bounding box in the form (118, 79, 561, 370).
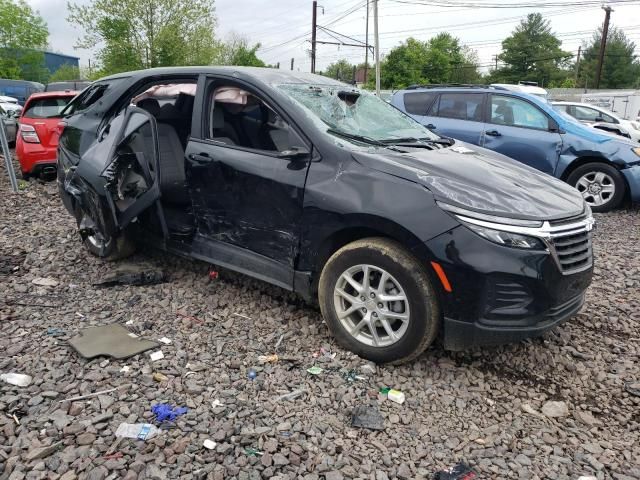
(16, 91, 77, 179)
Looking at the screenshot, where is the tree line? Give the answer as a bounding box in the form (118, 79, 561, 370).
(1, 0, 638, 90)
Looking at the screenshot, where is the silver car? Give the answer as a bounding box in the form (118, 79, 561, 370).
(0, 103, 18, 146)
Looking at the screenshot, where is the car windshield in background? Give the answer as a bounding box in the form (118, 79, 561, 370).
(278, 84, 440, 144)
(24, 97, 72, 119)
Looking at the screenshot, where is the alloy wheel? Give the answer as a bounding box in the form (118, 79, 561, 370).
(333, 264, 410, 347)
(575, 171, 615, 207)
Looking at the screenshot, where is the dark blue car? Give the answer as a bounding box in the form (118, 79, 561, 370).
(391, 86, 640, 212)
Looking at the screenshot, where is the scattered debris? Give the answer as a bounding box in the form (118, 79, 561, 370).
(4, 400, 27, 425)
(351, 405, 385, 431)
(203, 439, 217, 450)
(46, 327, 66, 336)
(232, 312, 251, 320)
(59, 387, 121, 403)
(577, 477, 598, 480)
(274, 334, 285, 350)
(247, 369, 257, 380)
(152, 403, 187, 423)
(149, 350, 165, 361)
(541, 400, 569, 418)
(340, 369, 366, 383)
(32, 277, 58, 287)
(153, 372, 168, 382)
(624, 381, 640, 397)
(258, 354, 279, 364)
(244, 447, 264, 456)
(93, 266, 165, 287)
(115, 423, 160, 440)
(211, 399, 224, 408)
(69, 324, 160, 360)
(176, 312, 204, 324)
(120, 366, 130, 373)
(307, 366, 324, 375)
(0, 373, 33, 387)
(388, 389, 406, 405)
(274, 389, 307, 402)
(103, 452, 124, 461)
(208, 270, 219, 280)
(434, 462, 476, 480)
(157, 337, 172, 345)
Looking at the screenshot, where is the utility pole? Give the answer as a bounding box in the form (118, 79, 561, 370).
(595, 5, 613, 89)
(373, 0, 380, 96)
(291, 57, 295, 71)
(574, 45, 582, 85)
(492, 55, 498, 71)
(311, 0, 317, 73)
(364, 0, 369, 85)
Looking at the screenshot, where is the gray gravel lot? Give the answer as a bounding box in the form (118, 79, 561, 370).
(1, 164, 639, 480)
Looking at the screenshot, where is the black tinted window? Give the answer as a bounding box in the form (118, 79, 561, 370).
(435, 93, 484, 121)
(403, 92, 436, 115)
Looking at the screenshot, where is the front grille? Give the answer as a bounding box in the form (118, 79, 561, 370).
(548, 217, 593, 275)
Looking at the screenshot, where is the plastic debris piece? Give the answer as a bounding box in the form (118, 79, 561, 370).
(274, 334, 285, 350)
(274, 389, 307, 402)
(0, 373, 33, 387)
(152, 403, 187, 423)
(149, 350, 164, 361)
(209, 270, 219, 280)
(211, 399, 224, 408)
(307, 366, 323, 375)
(125, 319, 134, 325)
(379, 387, 391, 395)
(351, 405, 385, 431)
(153, 372, 168, 382)
(203, 439, 217, 450)
(158, 337, 172, 345)
(232, 312, 251, 320)
(245, 447, 264, 456)
(388, 389, 406, 405)
(258, 354, 279, 364)
(46, 327, 66, 337)
(59, 387, 121, 403)
(120, 366, 130, 373)
(115, 423, 160, 440)
(434, 462, 476, 480)
(93, 266, 165, 287)
(32, 277, 59, 287)
(248, 369, 257, 380)
(69, 324, 159, 360)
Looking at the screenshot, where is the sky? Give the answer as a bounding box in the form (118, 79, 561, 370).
(26, 0, 640, 75)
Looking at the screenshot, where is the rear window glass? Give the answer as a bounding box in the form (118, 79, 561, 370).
(24, 97, 73, 119)
(62, 78, 124, 116)
(434, 93, 484, 121)
(403, 92, 436, 115)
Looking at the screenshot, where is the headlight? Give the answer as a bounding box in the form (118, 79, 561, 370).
(461, 222, 546, 249)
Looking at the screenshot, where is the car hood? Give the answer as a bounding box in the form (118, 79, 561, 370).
(352, 142, 585, 221)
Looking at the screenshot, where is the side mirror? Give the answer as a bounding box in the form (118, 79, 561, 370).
(277, 145, 310, 159)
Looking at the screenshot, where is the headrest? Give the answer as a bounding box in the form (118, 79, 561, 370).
(137, 98, 161, 117)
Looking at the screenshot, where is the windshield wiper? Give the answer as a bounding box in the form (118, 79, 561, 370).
(381, 136, 455, 147)
(327, 128, 387, 146)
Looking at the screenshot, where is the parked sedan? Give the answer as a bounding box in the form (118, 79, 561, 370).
(391, 86, 640, 212)
(16, 90, 77, 178)
(58, 67, 594, 363)
(0, 103, 18, 145)
(552, 101, 640, 143)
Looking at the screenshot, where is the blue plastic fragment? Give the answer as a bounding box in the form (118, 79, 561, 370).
(152, 403, 188, 423)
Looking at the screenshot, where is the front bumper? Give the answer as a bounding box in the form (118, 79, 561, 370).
(424, 224, 593, 350)
(621, 164, 640, 204)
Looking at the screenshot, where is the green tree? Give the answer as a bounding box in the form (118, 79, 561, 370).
(492, 13, 571, 86)
(323, 59, 356, 83)
(376, 34, 480, 89)
(218, 35, 267, 67)
(0, 0, 49, 81)
(49, 64, 82, 82)
(67, 0, 221, 76)
(577, 26, 640, 89)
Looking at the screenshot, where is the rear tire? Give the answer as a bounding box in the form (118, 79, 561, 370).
(567, 162, 625, 212)
(318, 237, 440, 364)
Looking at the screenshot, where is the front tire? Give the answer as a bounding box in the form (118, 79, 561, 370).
(77, 210, 136, 261)
(318, 238, 440, 364)
(567, 162, 625, 212)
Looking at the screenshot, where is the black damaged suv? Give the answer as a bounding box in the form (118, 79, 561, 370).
(57, 67, 594, 363)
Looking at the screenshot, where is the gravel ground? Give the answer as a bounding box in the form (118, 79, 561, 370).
(1, 158, 639, 480)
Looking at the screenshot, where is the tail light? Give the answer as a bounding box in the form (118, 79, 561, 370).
(19, 124, 40, 143)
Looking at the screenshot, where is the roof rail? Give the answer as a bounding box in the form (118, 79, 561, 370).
(405, 83, 508, 91)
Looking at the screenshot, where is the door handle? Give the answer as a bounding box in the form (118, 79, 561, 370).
(426, 123, 436, 130)
(189, 153, 213, 164)
(485, 130, 501, 137)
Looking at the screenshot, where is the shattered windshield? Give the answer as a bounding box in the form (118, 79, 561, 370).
(277, 84, 440, 144)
